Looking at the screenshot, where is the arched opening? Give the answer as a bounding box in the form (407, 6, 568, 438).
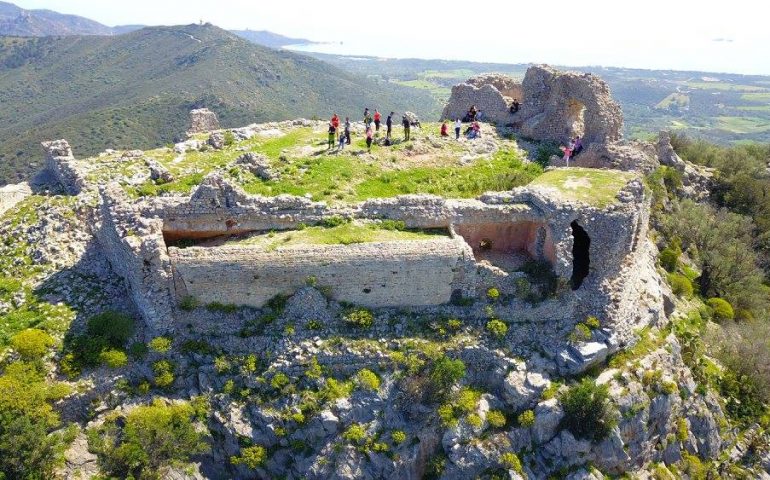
(570, 221, 590, 290)
(566, 99, 586, 139)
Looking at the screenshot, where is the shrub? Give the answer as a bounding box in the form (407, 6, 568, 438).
(706, 297, 735, 322)
(87, 311, 135, 348)
(437, 403, 457, 427)
(343, 423, 367, 444)
(0, 361, 64, 479)
(230, 445, 267, 469)
(446, 318, 462, 332)
(322, 215, 348, 228)
(584, 316, 601, 330)
(517, 409, 535, 427)
(379, 219, 406, 231)
(456, 387, 481, 414)
(10, 328, 54, 359)
(428, 356, 466, 396)
(676, 418, 689, 442)
(223, 131, 236, 146)
(668, 273, 693, 298)
(148, 336, 172, 353)
(560, 378, 618, 442)
(499, 452, 523, 473)
(486, 287, 500, 301)
(487, 410, 506, 428)
(466, 413, 482, 428)
(178, 295, 199, 311)
(270, 372, 290, 390)
(568, 323, 592, 343)
(534, 141, 561, 168)
(87, 400, 208, 478)
(99, 349, 128, 369)
(129, 341, 149, 358)
(152, 360, 175, 389)
(659, 247, 680, 272)
(356, 369, 380, 392)
(486, 319, 508, 339)
(206, 301, 238, 313)
(343, 308, 374, 328)
(391, 430, 406, 444)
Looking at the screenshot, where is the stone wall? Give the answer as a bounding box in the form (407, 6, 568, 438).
(93, 184, 176, 334)
(441, 83, 513, 124)
(467, 73, 523, 101)
(0, 182, 32, 216)
(169, 237, 476, 308)
(42, 140, 88, 194)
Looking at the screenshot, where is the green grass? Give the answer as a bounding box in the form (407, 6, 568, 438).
(655, 93, 690, 110)
(684, 81, 768, 92)
(231, 221, 447, 249)
(529, 168, 636, 207)
(740, 92, 770, 103)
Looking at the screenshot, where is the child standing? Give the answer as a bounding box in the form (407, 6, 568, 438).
(365, 126, 374, 152)
(328, 123, 336, 150)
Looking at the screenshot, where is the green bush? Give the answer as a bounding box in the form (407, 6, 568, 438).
(668, 273, 694, 298)
(223, 131, 236, 146)
(428, 356, 466, 396)
(499, 452, 523, 473)
(178, 295, 199, 311)
(706, 297, 735, 322)
(560, 378, 618, 442)
(517, 409, 535, 427)
(343, 308, 374, 329)
(148, 336, 172, 353)
(584, 316, 601, 329)
(486, 287, 500, 301)
(486, 319, 508, 339)
(456, 387, 481, 414)
(0, 361, 65, 479)
(10, 328, 54, 359)
(99, 349, 128, 369)
(270, 372, 290, 390)
(87, 400, 208, 479)
(152, 360, 175, 389)
(568, 323, 592, 343)
(87, 311, 135, 347)
(534, 141, 561, 168)
(487, 410, 506, 428)
(355, 369, 380, 392)
(322, 215, 348, 228)
(230, 445, 267, 469)
(343, 423, 367, 444)
(206, 301, 239, 313)
(659, 247, 680, 272)
(378, 219, 406, 231)
(391, 430, 407, 444)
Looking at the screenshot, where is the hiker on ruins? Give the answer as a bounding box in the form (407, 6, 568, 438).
(469, 105, 478, 121)
(402, 115, 411, 141)
(472, 121, 481, 138)
(476, 109, 483, 122)
(374, 110, 381, 132)
(386, 112, 393, 139)
(338, 128, 346, 150)
(366, 125, 374, 152)
(364, 108, 372, 128)
(441, 121, 449, 137)
(511, 99, 520, 113)
(328, 122, 336, 150)
(331, 113, 340, 140)
(454, 119, 462, 139)
(572, 135, 583, 157)
(344, 117, 351, 145)
(561, 144, 573, 166)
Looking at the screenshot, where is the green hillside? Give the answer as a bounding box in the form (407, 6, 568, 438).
(0, 24, 435, 184)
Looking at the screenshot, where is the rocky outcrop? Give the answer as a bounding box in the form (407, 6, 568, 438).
(0, 181, 32, 216)
(231, 152, 278, 181)
(188, 108, 220, 134)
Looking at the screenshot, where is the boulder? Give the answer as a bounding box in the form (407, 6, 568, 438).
(502, 370, 549, 410)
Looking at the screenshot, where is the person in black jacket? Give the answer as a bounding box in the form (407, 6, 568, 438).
(386, 112, 393, 139)
(402, 115, 410, 141)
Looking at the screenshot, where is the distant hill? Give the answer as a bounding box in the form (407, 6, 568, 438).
(0, 0, 113, 36)
(231, 29, 315, 48)
(0, 24, 435, 184)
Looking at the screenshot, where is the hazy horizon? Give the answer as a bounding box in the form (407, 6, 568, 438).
(9, 0, 770, 76)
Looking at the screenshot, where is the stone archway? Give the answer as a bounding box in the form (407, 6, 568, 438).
(570, 221, 590, 290)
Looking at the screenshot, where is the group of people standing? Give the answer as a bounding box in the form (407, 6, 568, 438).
(560, 136, 583, 165)
(327, 109, 418, 152)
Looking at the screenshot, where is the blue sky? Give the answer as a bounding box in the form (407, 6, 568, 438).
(11, 0, 770, 75)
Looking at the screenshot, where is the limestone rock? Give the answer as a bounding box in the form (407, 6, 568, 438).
(502, 370, 549, 410)
(208, 132, 225, 150)
(145, 158, 174, 183)
(232, 152, 279, 181)
(188, 108, 220, 134)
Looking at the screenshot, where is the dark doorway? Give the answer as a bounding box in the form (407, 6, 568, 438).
(570, 221, 590, 290)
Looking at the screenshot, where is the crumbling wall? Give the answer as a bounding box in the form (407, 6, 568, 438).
(188, 108, 220, 135)
(467, 73, 523, 101)
(441, 83, 513, 124)
(42, 140, 88, 194)
(93, 184, 176, 334)
(517, 65, 623, 145)
(169, 238, 476, 308)
(0, 182, 32, 216)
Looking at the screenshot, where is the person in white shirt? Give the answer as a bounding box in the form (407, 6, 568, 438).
(454, 119, 462, 140)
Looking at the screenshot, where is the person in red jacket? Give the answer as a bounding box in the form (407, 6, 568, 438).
(331, 114, 340, 139)
(440, 121, 449, 137)
(373, 110, 382, 132)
